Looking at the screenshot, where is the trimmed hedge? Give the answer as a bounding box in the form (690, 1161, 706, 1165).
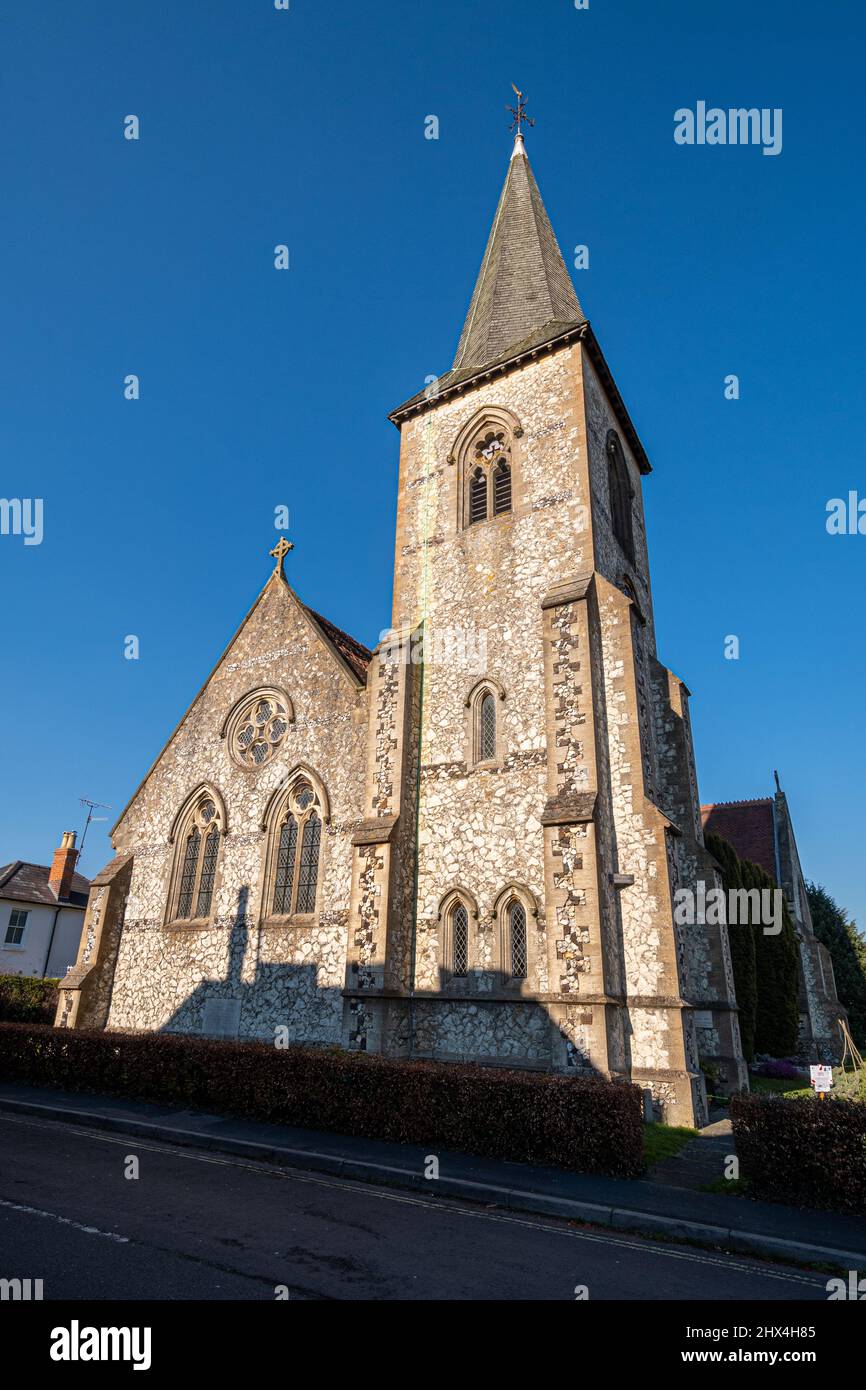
(0, 975, 59, 1024)
(731, 1093, 866, 1212)
(0, 1023, 645, 1178)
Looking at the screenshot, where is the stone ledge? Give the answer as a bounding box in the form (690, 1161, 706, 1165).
(541, 791, 597, 826)
(540, 572, 594, 610)
(351, 815, 399, 847)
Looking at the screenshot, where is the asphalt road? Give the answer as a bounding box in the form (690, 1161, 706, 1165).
(0, 1113, 830, 1301)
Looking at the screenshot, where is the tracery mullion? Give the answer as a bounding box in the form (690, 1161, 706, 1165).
(273, 814, 297, 915)
(176, 828, 200, 920)
(190, 835, 207, 919)
(196, 826, 220, 918)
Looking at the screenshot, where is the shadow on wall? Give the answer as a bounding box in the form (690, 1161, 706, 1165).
(161, 886, 342, 1045)
(161, 887, 621, 1083)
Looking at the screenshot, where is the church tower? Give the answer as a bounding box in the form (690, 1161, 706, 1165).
(373, 127, 746, 1125)
(56, 115, 746, 1132)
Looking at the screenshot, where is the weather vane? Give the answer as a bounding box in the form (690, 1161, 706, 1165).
(507, 84, 535, 135)
(269, 535, 294, 577)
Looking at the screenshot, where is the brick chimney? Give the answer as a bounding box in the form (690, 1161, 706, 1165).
(48, 831, 78, 900)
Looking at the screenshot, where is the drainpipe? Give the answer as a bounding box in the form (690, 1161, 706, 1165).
(42, 906, 61, 978)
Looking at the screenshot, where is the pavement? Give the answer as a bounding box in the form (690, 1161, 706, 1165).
(0, 1081, 864, 1272)
(0, 1104, 836, 1301)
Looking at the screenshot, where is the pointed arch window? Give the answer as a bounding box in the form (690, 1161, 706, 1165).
(169, 791, 224, 925)
(267, 779, 324, 919)
(479, 693, 497, 762)
(494, 885, 537, 986)
(466, 677, 505, 768)
(607, 430, 635, 564)
(438, 888, 478, 984)
(508, 901, 528, 980)
(451, 902, 469, 978)
(463, 428, 514, 527)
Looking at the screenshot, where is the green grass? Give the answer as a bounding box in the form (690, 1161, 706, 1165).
(643, 1122, 698, 1168)
(750, 1075, 811, 1098)
(750, 1069, 866, 1103)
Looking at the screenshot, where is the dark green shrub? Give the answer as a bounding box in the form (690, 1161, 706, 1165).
(0, 1023, 645, 1178)
(731, 1093, 866, 1212)
(807, 883, 866, 1049)
(707, 833, 757, 1060)
(0, 975, 59, 1024)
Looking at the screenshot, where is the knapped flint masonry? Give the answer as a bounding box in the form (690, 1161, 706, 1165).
(57, 124, 792, 1125)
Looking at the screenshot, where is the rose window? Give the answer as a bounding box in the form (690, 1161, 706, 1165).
(230, 693, 291, 768)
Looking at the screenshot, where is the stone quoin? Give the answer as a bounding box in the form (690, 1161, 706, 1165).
(57, 122, 771, 1126)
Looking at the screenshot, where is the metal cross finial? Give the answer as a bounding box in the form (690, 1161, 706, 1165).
(269, 535, 294, 576)
(507, 84, 535, 135)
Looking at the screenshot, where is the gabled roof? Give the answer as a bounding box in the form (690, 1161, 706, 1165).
(0, 860, 90, 909)
(701, 799, 778, 882)
(303, 605, 372, 684)
(110, 571, 373, 838)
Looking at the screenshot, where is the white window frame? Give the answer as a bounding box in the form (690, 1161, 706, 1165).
(4, 908, 29, 947)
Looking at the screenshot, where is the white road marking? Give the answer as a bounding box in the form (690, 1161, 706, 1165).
(0, 1113, 823, 1289)
(0, 1194, 129, 1243)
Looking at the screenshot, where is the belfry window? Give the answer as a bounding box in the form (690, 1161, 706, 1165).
(270, 781, 322, 918)
(607, 430, 635, 564)
(493, 460, 511, 515)
(469, 467, 487, 524)
(170, 792, 224, 924)
(464, 428, 513, 527)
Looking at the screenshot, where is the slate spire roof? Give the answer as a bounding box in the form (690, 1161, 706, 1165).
(452, 132, 585, 373)
(390, 131, 597, 424)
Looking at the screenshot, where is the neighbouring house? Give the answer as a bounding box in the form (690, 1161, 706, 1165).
(701, 775, 846, 1062)
(0, 832, 90, 978)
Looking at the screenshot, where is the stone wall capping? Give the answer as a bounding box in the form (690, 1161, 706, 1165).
(91, 851, 133, 886)
(341, 989, 625, 1006)
(351, 815, 399, 847)
(540, 792, 597, 826)
(540, 573, 595, 610)
(627, 996, 691, 1010)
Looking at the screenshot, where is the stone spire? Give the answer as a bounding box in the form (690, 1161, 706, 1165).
(452, 133, 585, 373)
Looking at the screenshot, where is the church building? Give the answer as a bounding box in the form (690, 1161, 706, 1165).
(57, 126, 752, 1126)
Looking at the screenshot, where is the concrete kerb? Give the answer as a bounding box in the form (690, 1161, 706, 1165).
(1, 1094, 864, 1271)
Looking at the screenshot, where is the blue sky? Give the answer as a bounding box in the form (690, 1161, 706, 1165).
(1, 1, 863, 932)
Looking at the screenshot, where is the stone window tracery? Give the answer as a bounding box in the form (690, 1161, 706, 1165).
(224, 689, 294, 770)
(464, 428, 513, 527)
(263, 774, 326, 921)
(168, 790, 224, 925)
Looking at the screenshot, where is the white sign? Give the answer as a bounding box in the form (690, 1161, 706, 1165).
(810, 1065, 833, 1093)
